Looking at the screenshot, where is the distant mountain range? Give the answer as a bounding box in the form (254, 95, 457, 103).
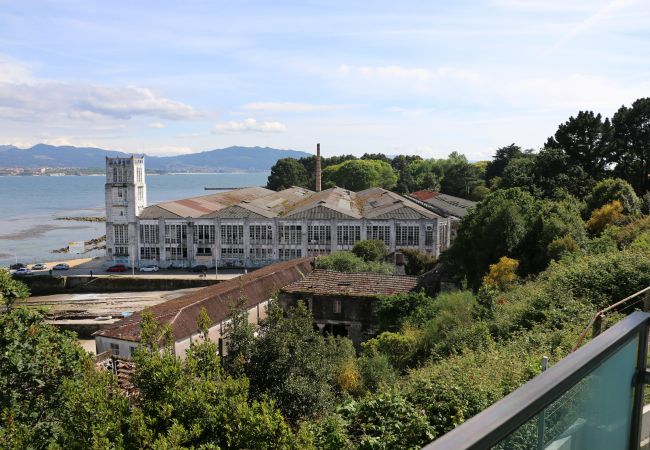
(0, 144, 311, 172)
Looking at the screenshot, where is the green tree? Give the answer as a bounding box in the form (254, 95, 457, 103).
(247, 302, 343, 423)
(221, 295, 256, 378)
(351, 239, 389, 262)
(545, 111, 613, 179)
(377, 290, 438, 332)
(440, 153, 483, 199)
(267, 158, 309, 190)
(485, 144, 524, 185)
(612, 98, 650, 194)
(0, 308, 89, 448)
(0, 268, 29, 310)
(323, 159, 398, 191)
(401, 248, 437, 275)
(586, 178, 640, 215)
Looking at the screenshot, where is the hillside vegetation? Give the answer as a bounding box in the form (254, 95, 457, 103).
(3, 98, 650, 448)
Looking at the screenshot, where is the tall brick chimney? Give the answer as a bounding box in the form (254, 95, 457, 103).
(316, 143, 322, 192)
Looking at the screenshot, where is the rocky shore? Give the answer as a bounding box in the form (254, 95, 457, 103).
(52, 235, 106, 254)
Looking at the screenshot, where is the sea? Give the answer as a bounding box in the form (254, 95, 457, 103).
(0, 172, 270, 266)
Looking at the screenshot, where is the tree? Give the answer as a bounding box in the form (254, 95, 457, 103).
(361, 153, 391, 164)
(485, 144, 524, 184)
(545, 111, 613, 179)
(377, 290, 438, 332)
(267, 158, 309, 190)
(0, 307, 89, 447)
(351, 240, 389, 262)
(221, 295, 256, 378)
(323, 159, 398, 191)
(440, 153, 483, 199)
(0, 268, 29, 310)
(246, 302, 342, 423)
(587, 178, 640, 215)
(612, 98, 650, 194)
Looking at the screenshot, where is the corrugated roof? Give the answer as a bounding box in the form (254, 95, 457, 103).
(138, 186, 443, 221)
(281, 269, 419, 297)
(139, 186, 273, 219)
(95, 257, 315, 343)
(408, 190, 476, 218)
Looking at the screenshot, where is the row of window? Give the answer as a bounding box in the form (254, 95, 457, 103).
(136, 223, 430, 247)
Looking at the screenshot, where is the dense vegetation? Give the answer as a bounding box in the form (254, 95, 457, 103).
(4, 98, 650, 448)
(268, 97, 650, 203)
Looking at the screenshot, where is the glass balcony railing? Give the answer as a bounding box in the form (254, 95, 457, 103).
(423, 311, 650, 450)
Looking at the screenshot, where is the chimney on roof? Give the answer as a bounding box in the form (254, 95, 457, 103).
(316, 143, 322, 192)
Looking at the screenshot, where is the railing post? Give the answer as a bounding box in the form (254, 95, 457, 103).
(630, 320, 649, 450)
(643, 292, 650, 313)
(593, 314, 606, 338)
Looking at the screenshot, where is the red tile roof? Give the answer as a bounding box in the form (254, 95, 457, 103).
(409, 189, 439, 201)
(281, 269, 419, 298)
(94, 257, 315, 343)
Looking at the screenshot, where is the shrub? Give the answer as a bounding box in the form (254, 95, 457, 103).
(316, 251, 394, 274)
(482, 256, 519, 290)
(352, 240, 389, 262)
(401, 248, 438, 275)
(586, 200, 624, 235)
(377, 291, 437, 332)
(357, 354, 399, 393)
(547, 235, 580, 261)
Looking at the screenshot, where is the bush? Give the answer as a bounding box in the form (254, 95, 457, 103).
(377, 291, 437, 332)
(352, 240, 389, 262)
(401, 248, 437, 275)
(586, 200, 624, 235)
(316, 251, 394, 274)
(547, 235, 580, 261)
(482, 256, 519, 290)
(357, 354, 399, 393)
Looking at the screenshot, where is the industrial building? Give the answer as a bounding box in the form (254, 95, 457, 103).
(105, 153, 452, 269)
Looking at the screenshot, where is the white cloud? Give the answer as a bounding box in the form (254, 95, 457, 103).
(240, 102, 347, 113)
(0, 55, 200, 123)
(148, 122, 165, 129)
(212, 118, 287, 133)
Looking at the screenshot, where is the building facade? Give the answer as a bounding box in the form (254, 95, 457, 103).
(105, 156, 147, 266)
(105, 156, 452, 269)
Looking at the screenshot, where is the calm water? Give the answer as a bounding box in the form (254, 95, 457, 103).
(0, 172, 269, 265)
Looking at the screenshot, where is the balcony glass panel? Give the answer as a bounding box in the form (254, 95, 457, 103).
(493, 334, 639, 450)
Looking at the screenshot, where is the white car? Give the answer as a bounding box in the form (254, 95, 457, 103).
(53, 263, 70, 270)
(32, 263, 47, 270)
(14, 268, 33, 276)
(139, 264, 160, 272)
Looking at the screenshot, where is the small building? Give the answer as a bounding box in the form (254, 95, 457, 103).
(279, 269, 420, 347)
(94, 257, 315, 358)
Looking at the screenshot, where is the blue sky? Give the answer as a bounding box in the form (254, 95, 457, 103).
(1, 0, 649, 159)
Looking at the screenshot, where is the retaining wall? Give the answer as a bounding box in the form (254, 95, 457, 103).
(19, 275, 220, 295)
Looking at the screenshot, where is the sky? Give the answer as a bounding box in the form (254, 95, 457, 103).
(0, 0, 649, 160)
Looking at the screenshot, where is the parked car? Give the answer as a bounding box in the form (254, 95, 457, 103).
(14, 268, 33, 276)
(139, 264, 159, 272)
(107, 264, 128, 273)
(53, 263, 70, 270)
(31, 263, 47, 270)
(190, 265, 208, 273)
(9, 263, 26, 270)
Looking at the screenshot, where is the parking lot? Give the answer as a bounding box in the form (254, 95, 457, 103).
(8, 256, 245, 281)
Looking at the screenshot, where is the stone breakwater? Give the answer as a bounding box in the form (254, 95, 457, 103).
(55, 216, 106, 222)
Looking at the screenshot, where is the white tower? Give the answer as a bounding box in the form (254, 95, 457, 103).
(105, 155, 147, 266)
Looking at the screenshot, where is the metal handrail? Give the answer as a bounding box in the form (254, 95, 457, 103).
(572, 285, 650, 352)
(422, 311, 650, 450)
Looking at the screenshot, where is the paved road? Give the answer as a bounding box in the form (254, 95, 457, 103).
(11, 266, 245, 280)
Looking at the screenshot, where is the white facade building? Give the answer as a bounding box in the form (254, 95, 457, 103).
(105, 156, 452, 269)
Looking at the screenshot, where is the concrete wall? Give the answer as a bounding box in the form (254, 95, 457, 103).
(95, 336, 139, 358)
(19, 275, 219, 295)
